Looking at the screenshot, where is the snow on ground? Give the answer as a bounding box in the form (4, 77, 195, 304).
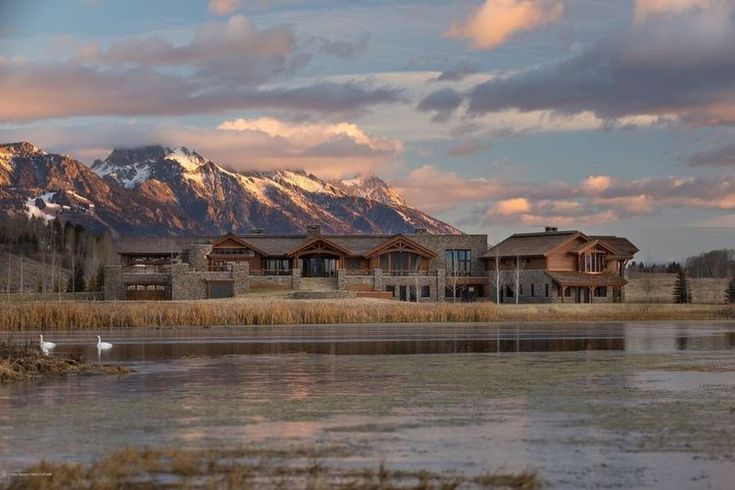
(24, 192, 59, 222)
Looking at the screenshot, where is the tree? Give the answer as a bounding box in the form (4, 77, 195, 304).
(726, 275, 735, 304)
(95, 266, 105, 292)
(67, 261, 86, 293)
(673, 270, 692, 304)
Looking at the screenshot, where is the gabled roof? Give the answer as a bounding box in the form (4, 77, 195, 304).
(287, 236, 354, 257)
(210, 233, 269, 256)
(570, 239, 618, 255)
(364, 234, 437, 258)
(590, 236, 639, 258)
(483, 230, 584, 259)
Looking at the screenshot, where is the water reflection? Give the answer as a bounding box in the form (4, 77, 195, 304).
(5, 322, 734, 362)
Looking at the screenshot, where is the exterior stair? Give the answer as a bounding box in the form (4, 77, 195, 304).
(298, 277, 338, 291)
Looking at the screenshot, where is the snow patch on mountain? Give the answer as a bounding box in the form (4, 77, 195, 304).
(25, 192, 59, 222)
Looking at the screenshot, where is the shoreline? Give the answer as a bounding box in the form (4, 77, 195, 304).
(0, 339, 132, 382)
(0, 299, 733, 330)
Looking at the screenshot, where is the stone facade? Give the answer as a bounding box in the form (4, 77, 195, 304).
(106, 231, 492, 301)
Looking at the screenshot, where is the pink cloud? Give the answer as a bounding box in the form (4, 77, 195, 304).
(208, 0, 244, 16)
(446, 0, 563, 50)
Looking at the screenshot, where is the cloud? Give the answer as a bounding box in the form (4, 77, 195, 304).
(0, 14, 393, 123)
(392, 164, 735, 225)
(416, 88, 463, 122)
(0, 117, 401, 179)
(208, 0, 244, 16)
(432, 62, 478, 82)
(684, 143, 735, 167)
(0, 60, 402, 122)
(443, 1, 735, 127)
(446, 0, 564, 50)
(634, 0, 719, 22)
(448, 139, 492, 157)
(489, 198, 531, 216)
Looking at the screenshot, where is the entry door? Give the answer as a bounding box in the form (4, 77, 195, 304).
(582, 288, 590, 303)
(399, 285, 407, 301)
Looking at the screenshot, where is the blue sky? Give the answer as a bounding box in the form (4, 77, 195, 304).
(1, 0, 734, 260)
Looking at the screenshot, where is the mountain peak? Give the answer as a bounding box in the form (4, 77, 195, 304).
(0, 142, 46, 157)
(337, 174, 408, 207)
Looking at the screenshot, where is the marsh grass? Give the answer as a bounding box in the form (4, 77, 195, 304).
(1, 300, 734, 330)
(0, 337, 132, 382)
(2, 447, 540, 490)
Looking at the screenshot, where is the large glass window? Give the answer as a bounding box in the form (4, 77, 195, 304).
(582, 253, 606, 273)
(263, 258, 289, 272)
(379, 252, 421, 275)
(446, 249, 471, 273)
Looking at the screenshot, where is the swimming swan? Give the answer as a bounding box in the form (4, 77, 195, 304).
(96, 335, 113, 349)
(39, 335, 56, 350)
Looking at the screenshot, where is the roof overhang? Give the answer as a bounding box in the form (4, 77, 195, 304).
(364, 234, 437, 259)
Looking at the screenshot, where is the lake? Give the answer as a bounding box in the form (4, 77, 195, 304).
(2, 322, 734, 488)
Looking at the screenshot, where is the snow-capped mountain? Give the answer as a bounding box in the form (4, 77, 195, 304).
(1, 142, 459, 236)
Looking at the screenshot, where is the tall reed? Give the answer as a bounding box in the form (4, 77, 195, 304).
(0, 300, 733, 330)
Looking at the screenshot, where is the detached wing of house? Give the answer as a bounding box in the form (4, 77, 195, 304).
(482, 230, 638, 303)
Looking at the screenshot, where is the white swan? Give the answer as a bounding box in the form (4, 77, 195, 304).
(96, 335, 113, 350)
(39, 334, 56, 350)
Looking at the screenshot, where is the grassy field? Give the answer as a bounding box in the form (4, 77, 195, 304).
(0, 299, 733, 330)
(627, 272, 730, 304)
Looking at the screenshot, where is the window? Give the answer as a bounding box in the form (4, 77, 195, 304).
(545, 284, 549, 297)
(531, 284, 535, 297)
(446, 249, 472, 273)
(594, 286, 608, 297)
(505, 285, 514, 297)
(380, 252, 421, 274)
(385, 285, 395, 294)
(565, 287, 572, 297)
(519, 284, 523, 295)
(263, 258, 290, 272)
(582, 253, 606, 273)
(421, 286, 431, 298)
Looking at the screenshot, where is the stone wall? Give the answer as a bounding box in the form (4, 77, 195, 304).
(488, 269, 555, 304)
(411, 233, 488, 275)
(250, 274, 293, 289)
(188, 244, 213, 271)
(104, 266, 124, 300)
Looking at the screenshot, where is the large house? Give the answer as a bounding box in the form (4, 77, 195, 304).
(104, 226, 637, 303)
(105, 226, 489, 301)
(482, 227, 638, 303)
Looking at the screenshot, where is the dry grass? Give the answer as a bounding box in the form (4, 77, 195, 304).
(627, 272, 730, 304)
(0, 299, 733, 330)
(0, 338, 132, 382)
(2, 447, 540, 489)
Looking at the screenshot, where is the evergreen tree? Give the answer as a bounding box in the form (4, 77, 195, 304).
(726, 275, 735, 304)
(67, 262, 86, 292)
(95, 266, 105, 292)
(673, 270, 692, 304)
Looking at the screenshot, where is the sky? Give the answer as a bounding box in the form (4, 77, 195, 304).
(1, 0, 734, 260)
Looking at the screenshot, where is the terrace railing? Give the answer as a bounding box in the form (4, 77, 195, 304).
(250, 269, 293, 276)
(122, 264, 171, 274)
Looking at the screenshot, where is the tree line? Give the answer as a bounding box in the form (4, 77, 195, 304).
(0, 215, 116, 294)
(628, 248, 735, 278)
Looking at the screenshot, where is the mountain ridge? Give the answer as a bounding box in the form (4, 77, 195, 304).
(0, 142, 460, 236)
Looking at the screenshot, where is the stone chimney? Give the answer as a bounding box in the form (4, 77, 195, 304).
(544, 226, 558, 233)
(306, 225, 321, 240)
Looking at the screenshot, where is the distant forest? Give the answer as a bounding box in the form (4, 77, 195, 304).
(628, 249, 735, 278)
(0, 215, 115, 293)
